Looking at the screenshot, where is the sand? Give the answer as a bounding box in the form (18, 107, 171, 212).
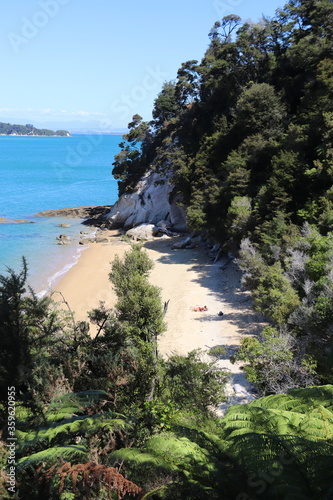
(53, 230, 265, 413)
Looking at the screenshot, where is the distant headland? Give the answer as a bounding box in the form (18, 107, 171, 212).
(0, 122, 71, 137)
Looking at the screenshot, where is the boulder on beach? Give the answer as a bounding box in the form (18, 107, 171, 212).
(172, 237, 193, 249)
(95, 237, 109, 243)
(79, 238, 95, 245)
(126, 223, 159, 241)
(79, 238, 92, 245)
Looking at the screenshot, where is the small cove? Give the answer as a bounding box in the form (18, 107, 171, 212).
(0, 134, 120, 292)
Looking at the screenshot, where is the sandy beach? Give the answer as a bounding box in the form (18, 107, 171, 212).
(53, 230, 264, 412)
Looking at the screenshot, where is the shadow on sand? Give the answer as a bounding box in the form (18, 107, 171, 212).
(144, 236, 265, 339)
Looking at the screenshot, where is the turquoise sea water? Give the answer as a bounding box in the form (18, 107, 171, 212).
(0, 134, 121, 293)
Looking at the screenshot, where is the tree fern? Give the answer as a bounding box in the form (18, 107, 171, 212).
(144, 434, 211, 466)
(222, 405, 305, 438)
(109, 447, 176, 473)
(45, 390, 110, 423)
(228, 433, 333, 499)
(218, 386, 333, 498)
(18, 412, 130, 453)
(248, 384, 333, 413)
(109, 431, 229, 499)
(223, 385, 333, 443)
(298, 405, 333, 442)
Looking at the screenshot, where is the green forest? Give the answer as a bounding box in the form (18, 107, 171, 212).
(0, 122, 70, 137)
(113, 0, 333, 394)
(2, 0, 333, 498)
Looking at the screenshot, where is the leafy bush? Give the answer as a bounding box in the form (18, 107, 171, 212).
(161, 350, 229, 413)
(232, 327, 317, 395)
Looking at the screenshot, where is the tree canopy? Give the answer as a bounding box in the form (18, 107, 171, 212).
(112, 0, 333, 393)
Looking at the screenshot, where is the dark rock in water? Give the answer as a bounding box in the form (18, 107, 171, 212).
(14, 219, 35, 224)
(56, 234, 71, 245)
(57, 223, 71, 228)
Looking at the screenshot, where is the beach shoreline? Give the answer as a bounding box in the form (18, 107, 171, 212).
(49, 229, 127, 324)
(23, 216, 97, 297)
(26, 206, 111, 296)
(50, 229, 264, 412)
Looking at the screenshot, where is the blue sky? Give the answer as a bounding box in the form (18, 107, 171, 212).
(1, 0, 285, 131)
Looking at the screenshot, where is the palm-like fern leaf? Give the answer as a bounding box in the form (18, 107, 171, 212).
(45, 390, 110, 422)
(229, 433, 333, 499)
(249, 384, 333, 413)
(223, 406, 305, 438)
(18, 412, 130, 453)
(223, 385, 333, 443)
(17, 445, 86, 471)
(110, 432, 225, 497)
(299, 405, 333, 442)
(110, 447, 176, 473)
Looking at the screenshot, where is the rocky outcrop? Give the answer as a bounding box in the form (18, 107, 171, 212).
(36, 205, 112, 226)
(105, 171, 187, 232)
(0, 217, 35, 224)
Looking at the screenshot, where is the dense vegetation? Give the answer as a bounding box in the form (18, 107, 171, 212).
(0, 122, 70, 136)
(0, 250, 229, 498)
(2, 0, 333, 497)
(113, 0, 333, 393)
(0, 255, 333, 498)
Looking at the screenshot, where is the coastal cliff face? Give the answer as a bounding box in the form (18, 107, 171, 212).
(106, 171, 187, 231)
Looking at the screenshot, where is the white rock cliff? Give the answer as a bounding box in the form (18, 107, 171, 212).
(105, 171, 187, 232)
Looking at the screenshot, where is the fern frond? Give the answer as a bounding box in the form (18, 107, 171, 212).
(110, 432, 223, 495)
(223, 386, 333, 443)
(45, 390, 110, 422)
(249, 385, 333, 413)
(229, 433, 333, 498)
(17, 445, 86, 471)
(299, 406, 333, 443)
(223, 405, 304, 439)
(144, 434, 210, 465)
(110, 447, 175, 472)
(19, 412, 130, 452)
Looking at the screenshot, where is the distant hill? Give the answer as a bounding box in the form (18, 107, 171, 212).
(0, 122, 71, 137)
